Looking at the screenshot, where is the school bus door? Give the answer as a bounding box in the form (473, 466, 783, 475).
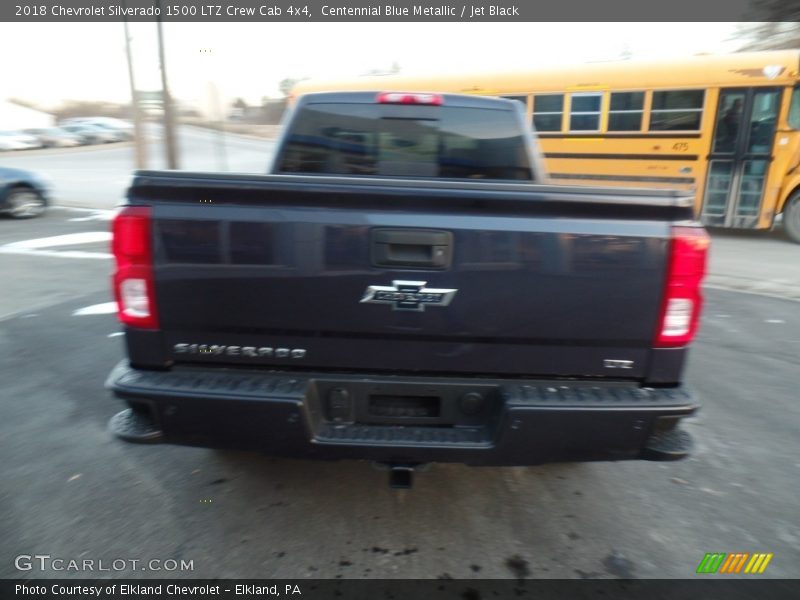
(702, 87, 781, 228)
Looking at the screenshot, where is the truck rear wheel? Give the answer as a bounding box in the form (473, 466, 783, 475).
(785, 191, 800, 244)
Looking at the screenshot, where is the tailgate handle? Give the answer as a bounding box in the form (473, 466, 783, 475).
(371, 229, 452, 269)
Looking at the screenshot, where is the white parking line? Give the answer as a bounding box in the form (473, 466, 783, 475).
(52, 206, 118, 220)
(0, 248, 112, 259)
(3, 232, 111, 249)
(54, 206, 115, 212)
(0, 231, 112, 259)
(66, 210, 117, 222)
(73, 302, 117, 316)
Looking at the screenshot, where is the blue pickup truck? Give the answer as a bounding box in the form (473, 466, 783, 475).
(106, 92, 709, 487)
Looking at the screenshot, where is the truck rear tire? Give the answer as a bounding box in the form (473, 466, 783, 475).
(785, 191, 800, 244)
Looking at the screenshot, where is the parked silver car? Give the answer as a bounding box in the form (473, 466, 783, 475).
(0, 166, 51, 218)
(0, 130, 43, 151)
(61, 117, 134, 140)
(60, 123, 125, 144)
(24, 127, 82, 148)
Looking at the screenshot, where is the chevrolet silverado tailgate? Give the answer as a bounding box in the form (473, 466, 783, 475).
(126, 173, 693, 380)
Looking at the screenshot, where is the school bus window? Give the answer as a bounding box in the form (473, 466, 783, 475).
(608, 91, 644, 131)
(649, 89, 705, 131)
(747, 90, 780, 153)
(533, 94, 564, 132)
(569, 92, 602, 132)
(501, 95, 528, 107)
(788, 87, 800, 129)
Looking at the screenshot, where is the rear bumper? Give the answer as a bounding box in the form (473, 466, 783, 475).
(106, 361, 698, 466)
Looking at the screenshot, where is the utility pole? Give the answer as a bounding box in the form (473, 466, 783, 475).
(201, 47, 228, 171)
(156, 1, 179, 169)
(209, 81, 229, 171)
(122, 10, 147, 169)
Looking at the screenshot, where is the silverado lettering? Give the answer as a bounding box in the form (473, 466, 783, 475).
(173, 343, 306, 358)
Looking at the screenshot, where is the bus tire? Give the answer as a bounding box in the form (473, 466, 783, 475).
(785, 191, 800, 244)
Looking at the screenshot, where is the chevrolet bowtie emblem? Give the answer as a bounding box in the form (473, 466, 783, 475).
(360, 280, 458, 312)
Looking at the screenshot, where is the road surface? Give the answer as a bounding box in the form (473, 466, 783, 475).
(1, 132, 798, 580)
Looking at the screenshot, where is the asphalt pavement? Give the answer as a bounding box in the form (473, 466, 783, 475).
(1, 134, 799, 581)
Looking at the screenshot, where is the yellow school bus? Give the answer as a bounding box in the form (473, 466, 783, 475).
(292, 50, 800, 242)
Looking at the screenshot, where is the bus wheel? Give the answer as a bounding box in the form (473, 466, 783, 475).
(785, 191, 800, 244)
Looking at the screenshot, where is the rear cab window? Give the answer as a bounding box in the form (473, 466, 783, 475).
(275, 100, 534, 181)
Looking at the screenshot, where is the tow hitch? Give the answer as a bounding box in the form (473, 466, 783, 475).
(374, 462, 427, 489)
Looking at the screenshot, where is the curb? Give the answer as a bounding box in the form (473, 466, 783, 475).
(182, 124, 278, 142)
(0, 141, 137, 158)
(704, 277, 800, 303)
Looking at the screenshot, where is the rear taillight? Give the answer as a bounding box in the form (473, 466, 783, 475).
(376, 92, 444, 105)
(655, 226, 710, 347)
(112, 206, 158, 329)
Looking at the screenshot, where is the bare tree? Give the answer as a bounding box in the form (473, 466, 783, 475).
(734, 1, 800, 51)
(279, 78, 300, 97)
(736, 22, 800, 50)
(7, 98, 41, 110)
(54, 100, 131, 120)
(362, 63, 402, 76)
